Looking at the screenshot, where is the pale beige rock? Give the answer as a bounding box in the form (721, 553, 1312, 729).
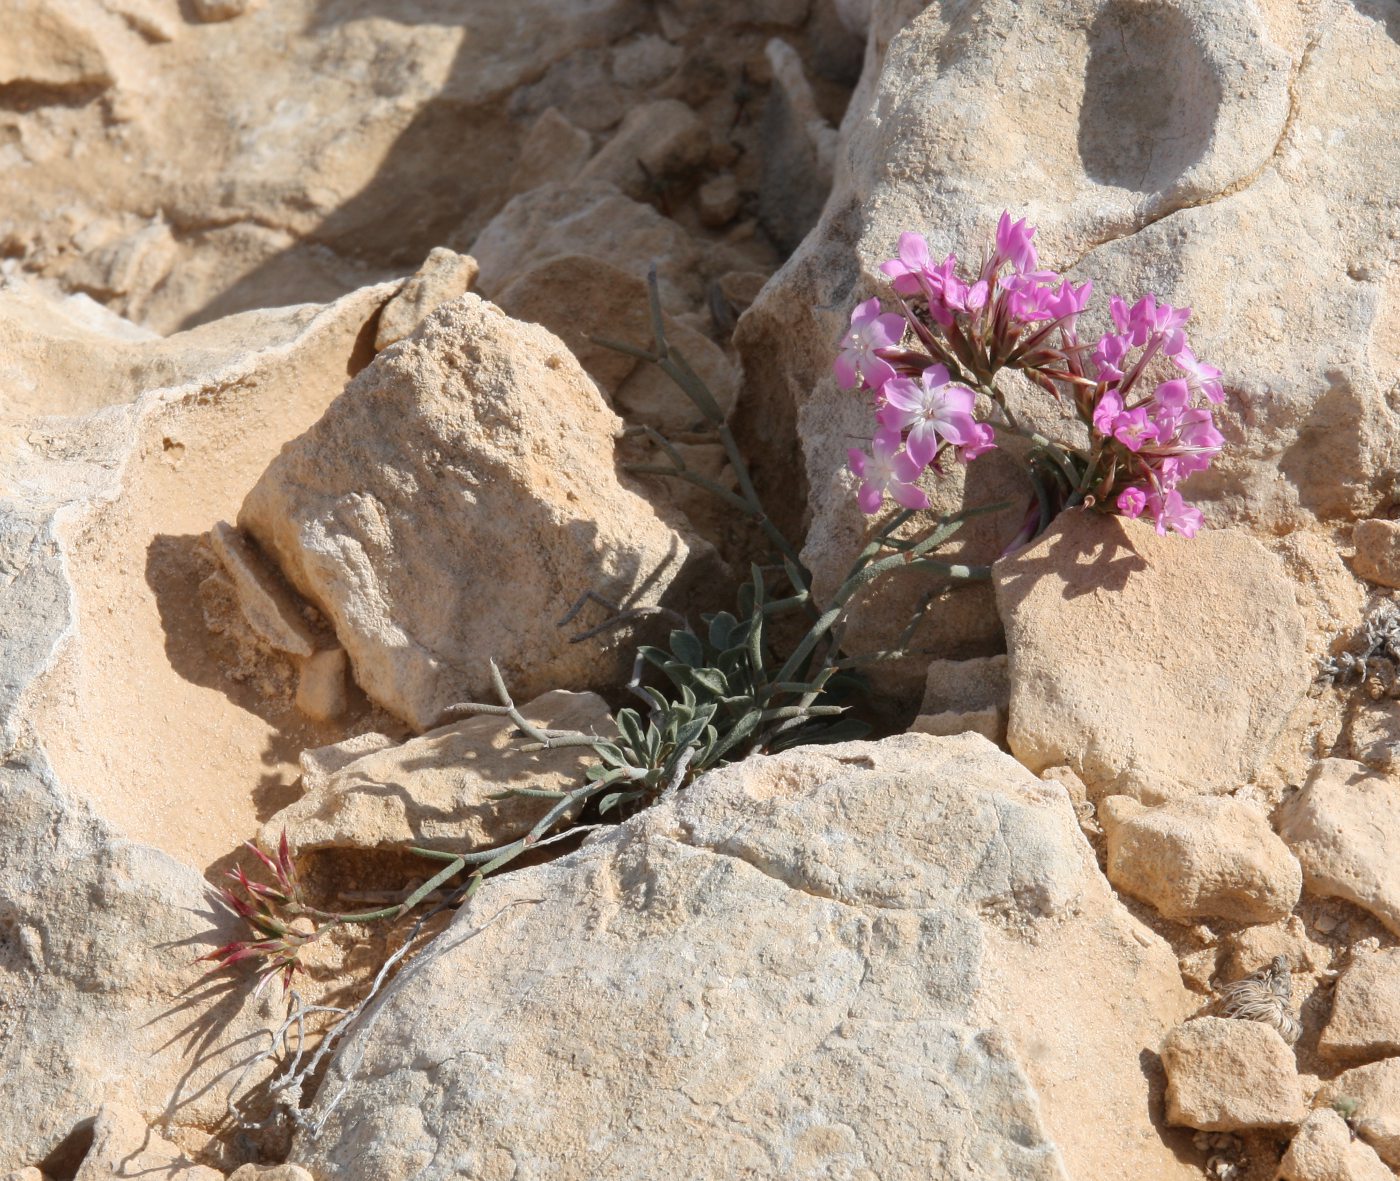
(295, 647, 348, 723)
(263, 690, 611, 854)
(697, 173, 740, 228)
(1277, 760, 1400, 936)
(506, 108, 594, 198)
(0, 283, 394, 1164)
(1320, 948, 1400, 1061)
(912, 654, 1010, 742)
(1355, 1116, 1400, 1171)
(1319, 1057, 1400, 1125)
(73, 1105, 222, 1181)
(578, 99, 710, 202)
(1352, 520, 1400, 589)
(207, 521, 317, 658)
(292, 733, 1200, 1181)
(611, 34, 683, 89)
(188, 0, 255, 20)
(0, 0, 646, 331)
(734, 0, 1398, 681)
(240, 294, 715, 731)
(494, 255, 652, 394)
(910, 707, 1001, 743)
(611, 322, 738, 432)
(227, 1166, 315, 1181)
(471, 182, 707, 317)
(1348, 702, 1400, 773)
(289, 733, 1198, 1175)
(374, 249, 479, 351)
(757, 37, 838, 253)
(995, 511, 1311, 802)
(1100, 795, 1302, 925)
(1161, 1018, 1306, 1131)
(1278, 1109, 1395, 1181)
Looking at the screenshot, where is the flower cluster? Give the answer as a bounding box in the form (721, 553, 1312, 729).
(837, 212, 1226, 539)
(200, 832, 312, 995)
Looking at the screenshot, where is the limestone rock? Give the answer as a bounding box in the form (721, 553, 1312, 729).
(757, 37, 837, 253)
(1355, 1116, 1400, 1171)
(1347, 701, 1400, 774)
(1318, 1057, 1400, 1128)
(911, 654, 1009, 744)
(374, 249, 479, 351)
(494, 255, 653, 395)
(1278, 1109, 1395, 1181)
(1277, 760, 1400, 936)
(995, 511, 1311, 802)
(188, 0, 254, 21)
(72, 1105, 222, 1181)
(733, 0, 1400, 678)
(1320, 948, 1400, 1062)
(470, 182, 707, 317)
(207, 521, 317, 657)
(240, 294, 715, 731)
(227, 1167, 315, 1181)
(506, 108, 594, 198)
(1100, 796, 1302, 925)
(1352, 520, 1400, 589)
(697, 173, 740, 228)
(262, 690, 612, 855)
(0, 282, 394, 1164)
(291, 733, 1201, 1181)
(577, 99, 710, 202)
(1161, 1018, 1306, 1131)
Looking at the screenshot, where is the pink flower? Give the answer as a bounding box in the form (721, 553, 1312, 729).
(995, 211, 1039, 273)
(1093, 332, 1132, 383)
(848, 428, 930, 514)
(1116, 486, 1147, 518)
(1147, 489, 1204, 538)
(1123, 294, 1191, 354)
(1091, 390, 1124, 435)
(880, 232, 934, 298)
(835, 298, 904, 391)
(1045, 278, 1093, 334)
(880, 367, 978, 468)
(956, 421, 998, 463)
(1173, 347, 1225, 403)
(1112, 407, 1159, 452)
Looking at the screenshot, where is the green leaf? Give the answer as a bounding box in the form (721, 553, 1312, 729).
(669, 629, 705, 668)
(688, 667, 728, 696)
(616, 708, 645, 752)
(708, 612, 738, 651)
(637, 645, 671, 671)
(594, 743, 627, 769)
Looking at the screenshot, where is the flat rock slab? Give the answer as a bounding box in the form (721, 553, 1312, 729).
(262, 690, 612, 854)
(994, 511, 1310, 802)
(240, 294, 714, 732)
(292, 733, 1201, 1181)
(1161, 1017, 1305, 1131)
(1277, 759, 1400, 936)
(1320, 947, 1400, 1062)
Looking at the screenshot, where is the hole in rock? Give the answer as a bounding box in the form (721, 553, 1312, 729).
(1077, 0, 1221, 192)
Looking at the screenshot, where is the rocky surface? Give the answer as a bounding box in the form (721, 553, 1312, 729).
(1278, 760, 1400, 936)
(1320, 948, 1400, 1062)
(240, 295, 719, 732)
(292, 733, 1200, 1181)
(995, 511, 1311, 802)
(262, 690, 613, 855)
(733, 0, 1399, 689)
(1352, 519, 1400, 589)
(1100, 795, 1302, 926)
(1160, 1018, 1306, 1132)
(1278, 1109, 1397, 1181)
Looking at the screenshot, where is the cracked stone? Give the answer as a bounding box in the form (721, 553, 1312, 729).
(290, 732, 1201, 1181)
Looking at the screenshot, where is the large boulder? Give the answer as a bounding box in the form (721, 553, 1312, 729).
(994, 511, 1311, 802)
(733, 0, 1399, 676)
(240, 295, 720, 732)
(291, 732, 1201, 1181)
